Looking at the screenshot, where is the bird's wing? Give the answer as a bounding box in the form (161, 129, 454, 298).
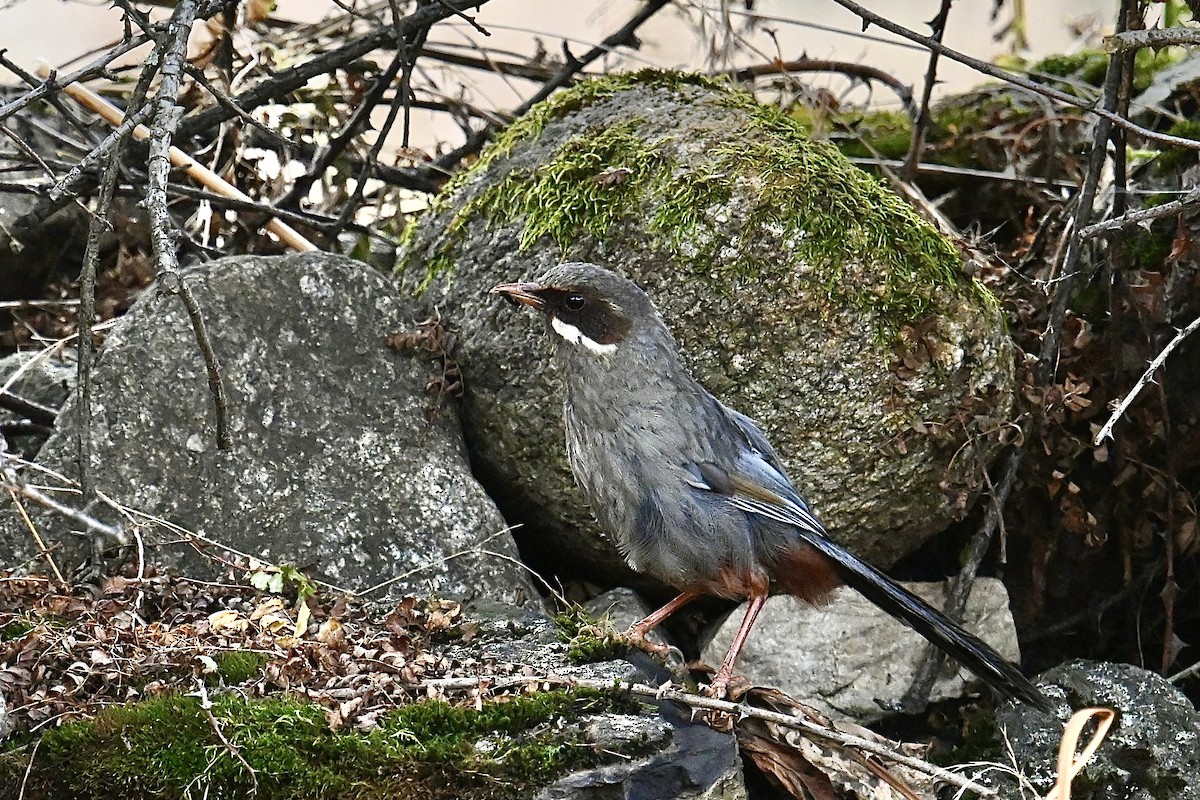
(721, 405, 826, 537)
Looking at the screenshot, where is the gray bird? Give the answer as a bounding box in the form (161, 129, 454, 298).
(492, 261, 1049, 710)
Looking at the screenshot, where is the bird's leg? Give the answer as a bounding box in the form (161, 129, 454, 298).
(708, 592, 767, 699)
(622, 590, 699, 657)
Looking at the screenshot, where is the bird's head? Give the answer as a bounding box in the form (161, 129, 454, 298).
(491, 262, 662, 357)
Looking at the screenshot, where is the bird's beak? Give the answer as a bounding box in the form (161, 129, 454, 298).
(490, 281, 546, 310)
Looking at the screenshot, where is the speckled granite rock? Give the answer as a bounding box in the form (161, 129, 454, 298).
(0, 253, 535, 607)
(987, 660, 1200, 800)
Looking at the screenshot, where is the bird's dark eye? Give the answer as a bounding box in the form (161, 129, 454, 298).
(565, 294, 586, 311)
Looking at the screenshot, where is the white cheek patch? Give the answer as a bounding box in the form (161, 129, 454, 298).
(551, 316, 618, 355)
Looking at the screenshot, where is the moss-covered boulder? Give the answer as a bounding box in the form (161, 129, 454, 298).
(397, 70, 1014, 585)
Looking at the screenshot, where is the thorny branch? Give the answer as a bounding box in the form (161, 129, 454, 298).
(828, 0, 1200, 151)
(902, 0, 952, 181)
(433, 0, 672, 169)
(141, 0, 233, 451)
(727, 58, 914, 113)
(1095, 313, 1200, 445)
(174, 0, 492, 140)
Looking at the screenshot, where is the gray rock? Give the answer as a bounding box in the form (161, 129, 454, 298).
(0, 348, 76, 458)
(538, 705, 746, 800)
(397, 71, 1014, 588)
(989, 660, 1200, 800)
(0, 253, 536, 607)
(701, 579, 1022, 722)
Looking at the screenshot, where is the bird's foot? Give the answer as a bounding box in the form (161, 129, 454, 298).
(620, 624, 673, 660)
(702, 670, 750, 702)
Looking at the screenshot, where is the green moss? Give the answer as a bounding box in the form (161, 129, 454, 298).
(1032, 52, 1110, 86)
(554, 605, 629, 664)
(1121, 226, 1174, 272)
(818, 108, 914, 161)
(1, 688, 648, 800)
(407, 69, 974, 335)
(212, 650, 269, 684)
(0, 615, 38, 640)
(1031, 48, 1180, 94)
(1153, 119, 1200, 175)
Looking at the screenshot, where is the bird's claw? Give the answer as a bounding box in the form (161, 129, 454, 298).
(621, 625, 672, 659)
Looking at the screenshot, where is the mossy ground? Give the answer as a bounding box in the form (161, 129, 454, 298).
(404, 68, 975, 335)
(1, 688, 648, 800)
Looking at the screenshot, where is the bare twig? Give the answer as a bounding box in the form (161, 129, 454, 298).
(0, 36, 151, 124)
(903, 0, 952, 180)
(328, 8, 432, 237)
(175, 0, 493, 139)
(418, 44, 567, 83)
(1104, 28, 1200, 52)
(1080, 185, 1200, 239)
(4, 485, 67, 586)
(728, 58, 915, 113)
(34, 66, 318, 252)
(901, 447, 1025, 712)
(827, 0, 1200, 152)
(1037, 0, 1136, 384)
(1, 471, 127, 548)
(190, 681, 259, 795)
(16, 736, 40, 800)
(76, 147, 120, 499)
(434, 0, 672, 170)
(1094, 313, 1200, 444)
(0, 300, 82, 310)
(76, 48, 158, 500)
(354, 525, 521, 597)
(49, 104, 153, 199)
(0, 391, 56, 427)
(138, 0, 233, 452)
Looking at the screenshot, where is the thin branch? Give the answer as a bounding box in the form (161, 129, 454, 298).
(827, 0, 1200, 151)
(1104, 28, 1200, 52)
(4, 486, 67, 587)
(0, 391, 57, 427)
(900, 447, 1025, 712)
(275, 12, 415, 214)
(328, 10, 432, 237)
(903, 0, 952, 180)
(1, 469, 127, 547)
(49, 104, 154, 199)
(38, 68, 318, 252)
(1037, 0, 1135, 384)
(418, 44, 567, 83)
(1079, 185, 1200, 239)
(175, 0, 493, 140)
(1094, 313, 1200, 444)
(190, 681, 260, 794)
(139, 0, 233, 453)
(727, 58, 914, 113)
(433, 0, 672, 170)
(847, 156, 1079, 189)
(76, 24, 159, 501)
(0, 39, 151, 124)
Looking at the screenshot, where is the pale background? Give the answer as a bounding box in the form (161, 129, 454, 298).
(0, 0, 1128, 154)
